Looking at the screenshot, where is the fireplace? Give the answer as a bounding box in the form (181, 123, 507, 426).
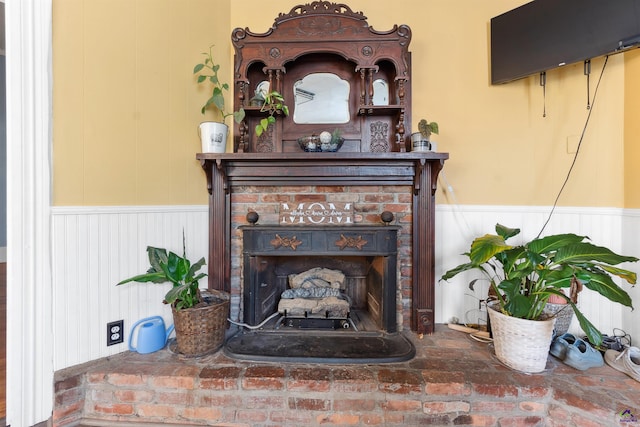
(241, 225, 400, 333)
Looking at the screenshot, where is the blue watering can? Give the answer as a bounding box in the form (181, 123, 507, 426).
(129, 316, 174, 354)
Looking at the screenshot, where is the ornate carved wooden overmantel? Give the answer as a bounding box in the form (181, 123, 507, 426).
(197, 3, 448, 335)
(198, 152, 447, 334)
(231, 1, 413, 153)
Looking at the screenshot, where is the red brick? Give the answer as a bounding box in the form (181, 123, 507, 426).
(200, 394, 243, 407)
(199, 366, 241, 390)
(154, 390, 195, 405)
(288, 397, 331, 411)
(55, 375, 82, 392)
(380, 399, 422, 412)
(333, 398, 377, 411)
(106, 373, 146, 387)
(270, 410, 315, 423)
(242, 395, 286, 409)
(381, 203, 411, 213)
(363, 193, 395, 203)
(287, 367, 331, 392)
(470, 401, 518, 413)
(242, 366, 285, 390)
(571, 412, 611, 427)
(236, 409, 269, 423)
(377, 369, 424, 394)
(52, 399, 84, 422)
(426, 382, 472, 396)
(231, 193, 260, 203)
(316, 186, 347, 193)
(114, 389, 153, 403)
(452, 414, 497, 426)
(497, 416, 545, 427)
(316, 413, 361, 425)
(361, 413, 385, 425)
(473, 384, 519, 398)
(519, 401, 546, 413)
(151, 375, 195, 389)
(136, 404, 177, 418)
(547, 404, 571, 422)
(93, 403, 134, 415)
(86, 372, 106, 384)
(181, 406, 223, 422)
(55, 387, 84, 406)
(423, 401, 470, 414)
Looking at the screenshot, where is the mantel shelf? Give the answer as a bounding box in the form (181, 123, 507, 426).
(197, 152, 449, 191)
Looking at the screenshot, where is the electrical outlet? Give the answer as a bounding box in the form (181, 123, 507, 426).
(107, 320, 124, 346)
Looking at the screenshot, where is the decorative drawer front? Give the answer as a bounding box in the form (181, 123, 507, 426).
(241, 226, 399, 256)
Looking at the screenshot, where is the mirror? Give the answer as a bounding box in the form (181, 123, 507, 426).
(293, 73, 350, 124)
(372, 79, 389, 106)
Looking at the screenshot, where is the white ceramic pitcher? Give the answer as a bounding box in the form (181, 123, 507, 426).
(199, 122, 229, 153)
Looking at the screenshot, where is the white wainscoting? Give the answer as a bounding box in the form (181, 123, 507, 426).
(51, 205, 209, 370)
(52, 204, 640, 371)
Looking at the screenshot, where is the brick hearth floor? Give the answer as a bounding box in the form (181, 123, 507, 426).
(54, 325, 640, 427)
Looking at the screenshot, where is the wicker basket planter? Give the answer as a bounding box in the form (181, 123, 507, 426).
(172, 289, 230, 357)
(488, 303, 556, 373)
(545, 302, 574, 336)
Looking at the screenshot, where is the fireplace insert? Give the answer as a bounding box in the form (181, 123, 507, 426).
(224, 225, 416, 363)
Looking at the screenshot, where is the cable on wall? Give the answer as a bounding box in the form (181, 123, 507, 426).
(537, 55, 609, 238)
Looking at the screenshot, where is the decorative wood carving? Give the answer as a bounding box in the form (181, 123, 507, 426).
(335, 234, 368, 250)
(270, 234, 303, 251)
(231, 1, 412, 153)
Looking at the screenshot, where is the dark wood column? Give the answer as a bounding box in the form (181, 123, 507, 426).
(198, 152, 448, 332)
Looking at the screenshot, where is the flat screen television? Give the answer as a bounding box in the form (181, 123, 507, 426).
(490, 0, 640, 84)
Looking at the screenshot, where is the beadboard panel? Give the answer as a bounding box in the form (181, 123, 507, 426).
(51, 206, 209, 370)
(51, 205, 640, 370)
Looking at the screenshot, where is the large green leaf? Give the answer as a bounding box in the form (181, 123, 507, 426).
(526, 233, 585, 255)
(116, 271, 167, 286)
(495, 224, 520, 240)
(578, 270, 633, 307)
(440, 261, 475, 281)
(469, 234, 512, 264)
(555, 242, 638, 265)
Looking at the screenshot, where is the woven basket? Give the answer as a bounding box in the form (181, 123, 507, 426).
(171, 289, 230, 357)
(545, 302, 574, 336)
(488, 304, 556, 373)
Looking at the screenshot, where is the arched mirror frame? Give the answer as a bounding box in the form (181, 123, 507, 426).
(231, 1, 412, 153)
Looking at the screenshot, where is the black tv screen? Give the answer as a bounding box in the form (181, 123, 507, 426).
(490, 0, 640, 84)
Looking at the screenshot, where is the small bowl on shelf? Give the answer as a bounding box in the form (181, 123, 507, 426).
(320, 137, 344, 152)
(297, 136, 322, 152)
(297, 135, 344, 152)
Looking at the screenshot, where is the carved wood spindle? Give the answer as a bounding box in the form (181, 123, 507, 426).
(398, 79, 406, 106)
(359, 69, 366, 107)
(367, 69, 374, 106)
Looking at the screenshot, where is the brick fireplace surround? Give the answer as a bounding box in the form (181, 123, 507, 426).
(54, 325, 640, 426)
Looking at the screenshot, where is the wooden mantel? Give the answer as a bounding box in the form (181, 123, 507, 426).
(197, 152, 448, 335)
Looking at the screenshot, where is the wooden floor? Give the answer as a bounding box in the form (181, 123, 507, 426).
(0, 262, 6, 419)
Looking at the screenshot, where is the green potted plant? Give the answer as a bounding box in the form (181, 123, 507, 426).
(117, 238, 230, 356)
(441, 223, 637, 372)
(410, 118, 439, 151)
(254, 90, 289, 137)
(193, 45, 245, 153)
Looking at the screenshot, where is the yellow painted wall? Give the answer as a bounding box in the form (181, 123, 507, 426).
(53, 0, 634, 207)
(624, 49, 640, 208)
